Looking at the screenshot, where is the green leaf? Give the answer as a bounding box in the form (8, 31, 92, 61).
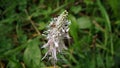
(106, 56, 114, 68)
(77, 16, 92, 29)
(38, 22, 47, 30)
(23, 38, 41, 68)
(108, 0, 120, 19)
(0, 42, 27, 58)
(97, 54, 104, 67)
(71, 5, 82, 14)
(7, 56, 22, 68)
(84, 0, 93, 5)
(69, 14, 79, 42)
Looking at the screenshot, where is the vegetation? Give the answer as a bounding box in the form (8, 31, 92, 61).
(0, 0, 120, 68)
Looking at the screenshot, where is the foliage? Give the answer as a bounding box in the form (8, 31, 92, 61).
(0, 0, 120, 68)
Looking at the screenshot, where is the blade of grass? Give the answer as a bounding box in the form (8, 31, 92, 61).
(97, 0, 113, 55)
(0, 43, 27, 58)
(0, 36, 41, 58)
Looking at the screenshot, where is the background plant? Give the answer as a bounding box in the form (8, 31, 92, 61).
(0, 0, 120, 68)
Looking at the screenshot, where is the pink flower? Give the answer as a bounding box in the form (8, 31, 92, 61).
(42, 10, 71, 64)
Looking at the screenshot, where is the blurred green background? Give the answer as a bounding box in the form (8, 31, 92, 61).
(0, 0, 120, 68)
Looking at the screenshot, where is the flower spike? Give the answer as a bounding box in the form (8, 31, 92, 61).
(42, 10, 71, 64)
